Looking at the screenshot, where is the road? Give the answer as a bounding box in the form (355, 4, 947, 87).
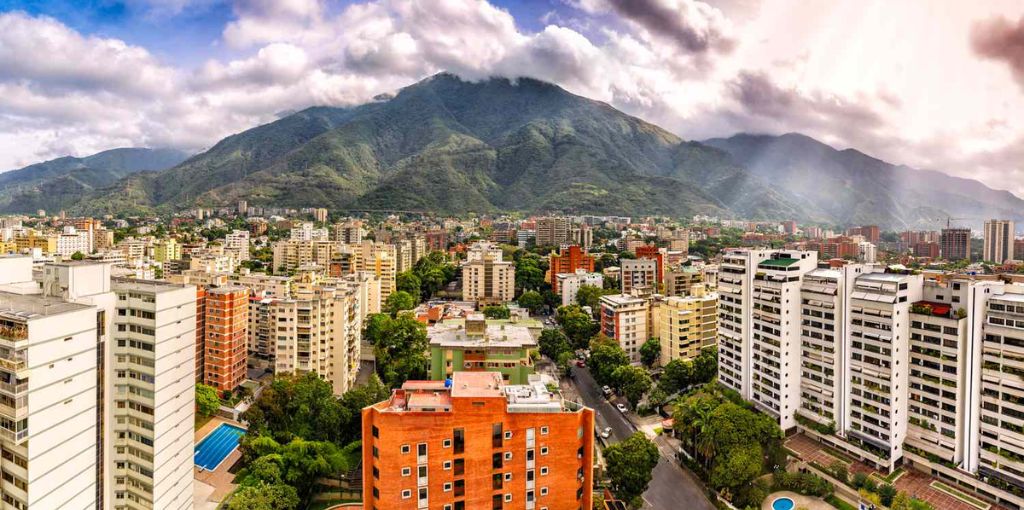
(572, 366, 634, 442)
(568, 366, 715, 510)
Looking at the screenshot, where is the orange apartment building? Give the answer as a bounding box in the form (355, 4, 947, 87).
(204, 285, 249, 391)
(548, 245, 595, 293)
(363, 371, 594, 510)
(195, 285, 207, 383)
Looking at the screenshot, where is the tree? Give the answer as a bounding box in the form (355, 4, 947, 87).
(828, 460, 848, 485)
(241, 373, 349, 446)
(710, 443, 763, 492)
(396, 271, 422, 297)
(878, 483, 897, 507)
(576, 284, 612, 311)
(557, 305, 599, 349)
(891, 491, 911, 510)
(517, 290, 544, 314)
(639, 338, 660, 367)
(228, 482, 299, 510)
(515, 256, 545, 291)
(604, 432, 659, 502)
(385, 290, 416, 317)
(611, 365, 653, 407)
(661, 358, 694, 394)
(364, 314, 429, 388)
(70, 251, 85, 260)
(589, 336, 630, 386)
(196, 383, 221, 418)
(482, 305, 511, 319)
(538, 329, 572, 361)
(692, 347, 718, 383)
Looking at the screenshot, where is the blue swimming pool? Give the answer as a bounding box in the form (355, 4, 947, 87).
(772, 497, 795, 510)
(195, 423, 246, 471)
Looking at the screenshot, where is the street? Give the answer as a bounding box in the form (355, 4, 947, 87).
(566, 366, 715, 510)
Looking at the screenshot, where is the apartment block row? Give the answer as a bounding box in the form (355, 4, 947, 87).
(716, 248, 1024, 509)
(0, 255, 195, 510)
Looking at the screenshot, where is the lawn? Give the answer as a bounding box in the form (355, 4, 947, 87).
(826, 495, 858, 510)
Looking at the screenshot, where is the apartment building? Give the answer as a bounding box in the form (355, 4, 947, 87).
(290, 222, 329, 241)
(941, 228, 971, 261)
(651, 285, 718, 364)
(0, 259, 102, 509)
(224, 230, 250, 262)
(195, 285, 206, 382)
(555, 270, 603, 307)
(635, 246, 664, 284)
(110, 279, 196, 509)
(272, 239, 339, 273)
(664, 265, 704, 297)
(203, 286, 249, 392)
(428, 314, 536, 384)
(600, 293, 649, 362)
(535, 217, 569, 247)
(620, 258, 658, 295)
(984, 220, 1016, 264)
(352, 241, 398, 301)
(714, 249, 818, 429)
(548, 245, 595, 293)
(57, 225, 93, 256)
(462, 242, 515, 306)
(333, 220, 363, 244)
(362, 371, 594, 510)
(569, 223, 593, 251)
(153, 238, 181, 263)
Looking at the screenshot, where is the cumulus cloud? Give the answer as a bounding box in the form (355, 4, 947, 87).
(1, 0, 1023, 200)
(971, 15, 1024, 89)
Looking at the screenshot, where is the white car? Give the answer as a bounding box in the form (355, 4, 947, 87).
(600, 427, 612, 439)
(602, 385, 612, 396)
(616, 403, 628, 413)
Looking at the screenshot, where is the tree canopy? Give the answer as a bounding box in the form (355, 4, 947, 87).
(639, 338, 660, 367)
(196, 383, 220, 418)
(604, 432, 660, 502)
(588, 335, 630, 387)
(365, 313, 429, 388)
(384, 290, 416, 317)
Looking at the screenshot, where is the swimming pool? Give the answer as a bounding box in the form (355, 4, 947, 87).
(772, 497, 795, 510)
(194, 423, 246, 471)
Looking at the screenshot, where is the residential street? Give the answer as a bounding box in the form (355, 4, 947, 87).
(565, 366, 715, 510)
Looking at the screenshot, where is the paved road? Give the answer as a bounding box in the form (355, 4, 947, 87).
(572, 366, 634, 442)
(568, 367, 715, 510)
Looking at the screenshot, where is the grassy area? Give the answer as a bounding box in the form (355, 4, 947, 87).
(825, 495, 858, 510)
(931, 481, 990, 510)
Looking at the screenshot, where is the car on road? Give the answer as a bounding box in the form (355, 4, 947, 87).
(616, 403, 628, 413)
(575, 360, 586, 367)
(600, 427, 612, 439)
(602, 385, 612, 396)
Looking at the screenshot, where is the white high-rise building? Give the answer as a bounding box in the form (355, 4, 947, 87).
(0, 256, 197, 510)
(716, 249, 818, 429)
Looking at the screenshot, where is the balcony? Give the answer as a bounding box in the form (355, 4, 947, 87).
(0, 322, 27, 342)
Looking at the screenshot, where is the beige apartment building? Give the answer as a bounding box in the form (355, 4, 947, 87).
(651, 284, 718, 365)
(462, 241, 515, 306)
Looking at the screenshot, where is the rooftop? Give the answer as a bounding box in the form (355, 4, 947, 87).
(378, 372, 584, 414)
(0, 292, 93, 320)
(428, 321, 536, 348)
(758, 257, 799, 268)
(111, 277, 191, 294)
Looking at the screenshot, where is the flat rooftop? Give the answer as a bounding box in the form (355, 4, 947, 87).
(377, 372, 583, 414)
(428, 321, 536, 349)
(599, 293, 646, 306)
(111, 277, 190, 294)
(759, 257, 799, 268)
(0, 292, 93, 319)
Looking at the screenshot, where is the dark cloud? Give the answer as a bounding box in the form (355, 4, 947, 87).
(971, 15, 1024, 89)
(730, 71, 884, 130)
(605, 0, 735, 54)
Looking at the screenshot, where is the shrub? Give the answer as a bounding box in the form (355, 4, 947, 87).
(851, 472, 868, 489)
(829, 460, 848, 484)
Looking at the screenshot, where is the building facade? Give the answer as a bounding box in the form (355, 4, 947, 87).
(984, 220, 1015, 264)
(462, 242, 515, 306)
(203, 286, 249, 392)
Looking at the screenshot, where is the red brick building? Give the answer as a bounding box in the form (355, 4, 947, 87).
(913, 242, 940, 258)
(204, 285, 249, 392)
(425, 229, 448, 252)
(363, 372, 594, 510)
(548, 245, 595, 293)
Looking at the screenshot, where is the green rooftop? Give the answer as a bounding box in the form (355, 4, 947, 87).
(759, 258, 799, 268)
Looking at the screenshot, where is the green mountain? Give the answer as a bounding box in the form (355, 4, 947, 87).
(0, 148, 190, 214)
(70, 73, 797, 219)
(703, 133, 1024, 229)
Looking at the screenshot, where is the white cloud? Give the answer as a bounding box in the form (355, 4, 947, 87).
(1, 0, 1023, 199)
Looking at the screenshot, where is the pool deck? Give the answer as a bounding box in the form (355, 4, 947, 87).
(762, 491, 833, 510)
(194, 416, 247, 510)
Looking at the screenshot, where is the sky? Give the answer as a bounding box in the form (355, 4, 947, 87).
(0, 0, 1023, 195)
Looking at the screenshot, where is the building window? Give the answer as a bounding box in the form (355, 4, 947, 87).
(444, 482, 452, 492)
(540, 487, 548, 496)
(401, 445, 410, 454)
(540, 467, 548, 476)
(540, 447, 548, 456)
(504, 472, 512, 481)
(454, 428, 465, 454)
(402, 490, 412, 499)
(443, 438, 451, 448)
(504, 494, 512, 503)
(504, 430, 513, 440)
(540, 426, 548, 435)
(443, 461, 452, 470)
(402, 467, 411, 477)
(504, 452, 512, 461)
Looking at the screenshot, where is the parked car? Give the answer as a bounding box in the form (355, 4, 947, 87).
(600, 427, 612, 439)
(602, 385, 612, 397)
(616, 403, 628, 413)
